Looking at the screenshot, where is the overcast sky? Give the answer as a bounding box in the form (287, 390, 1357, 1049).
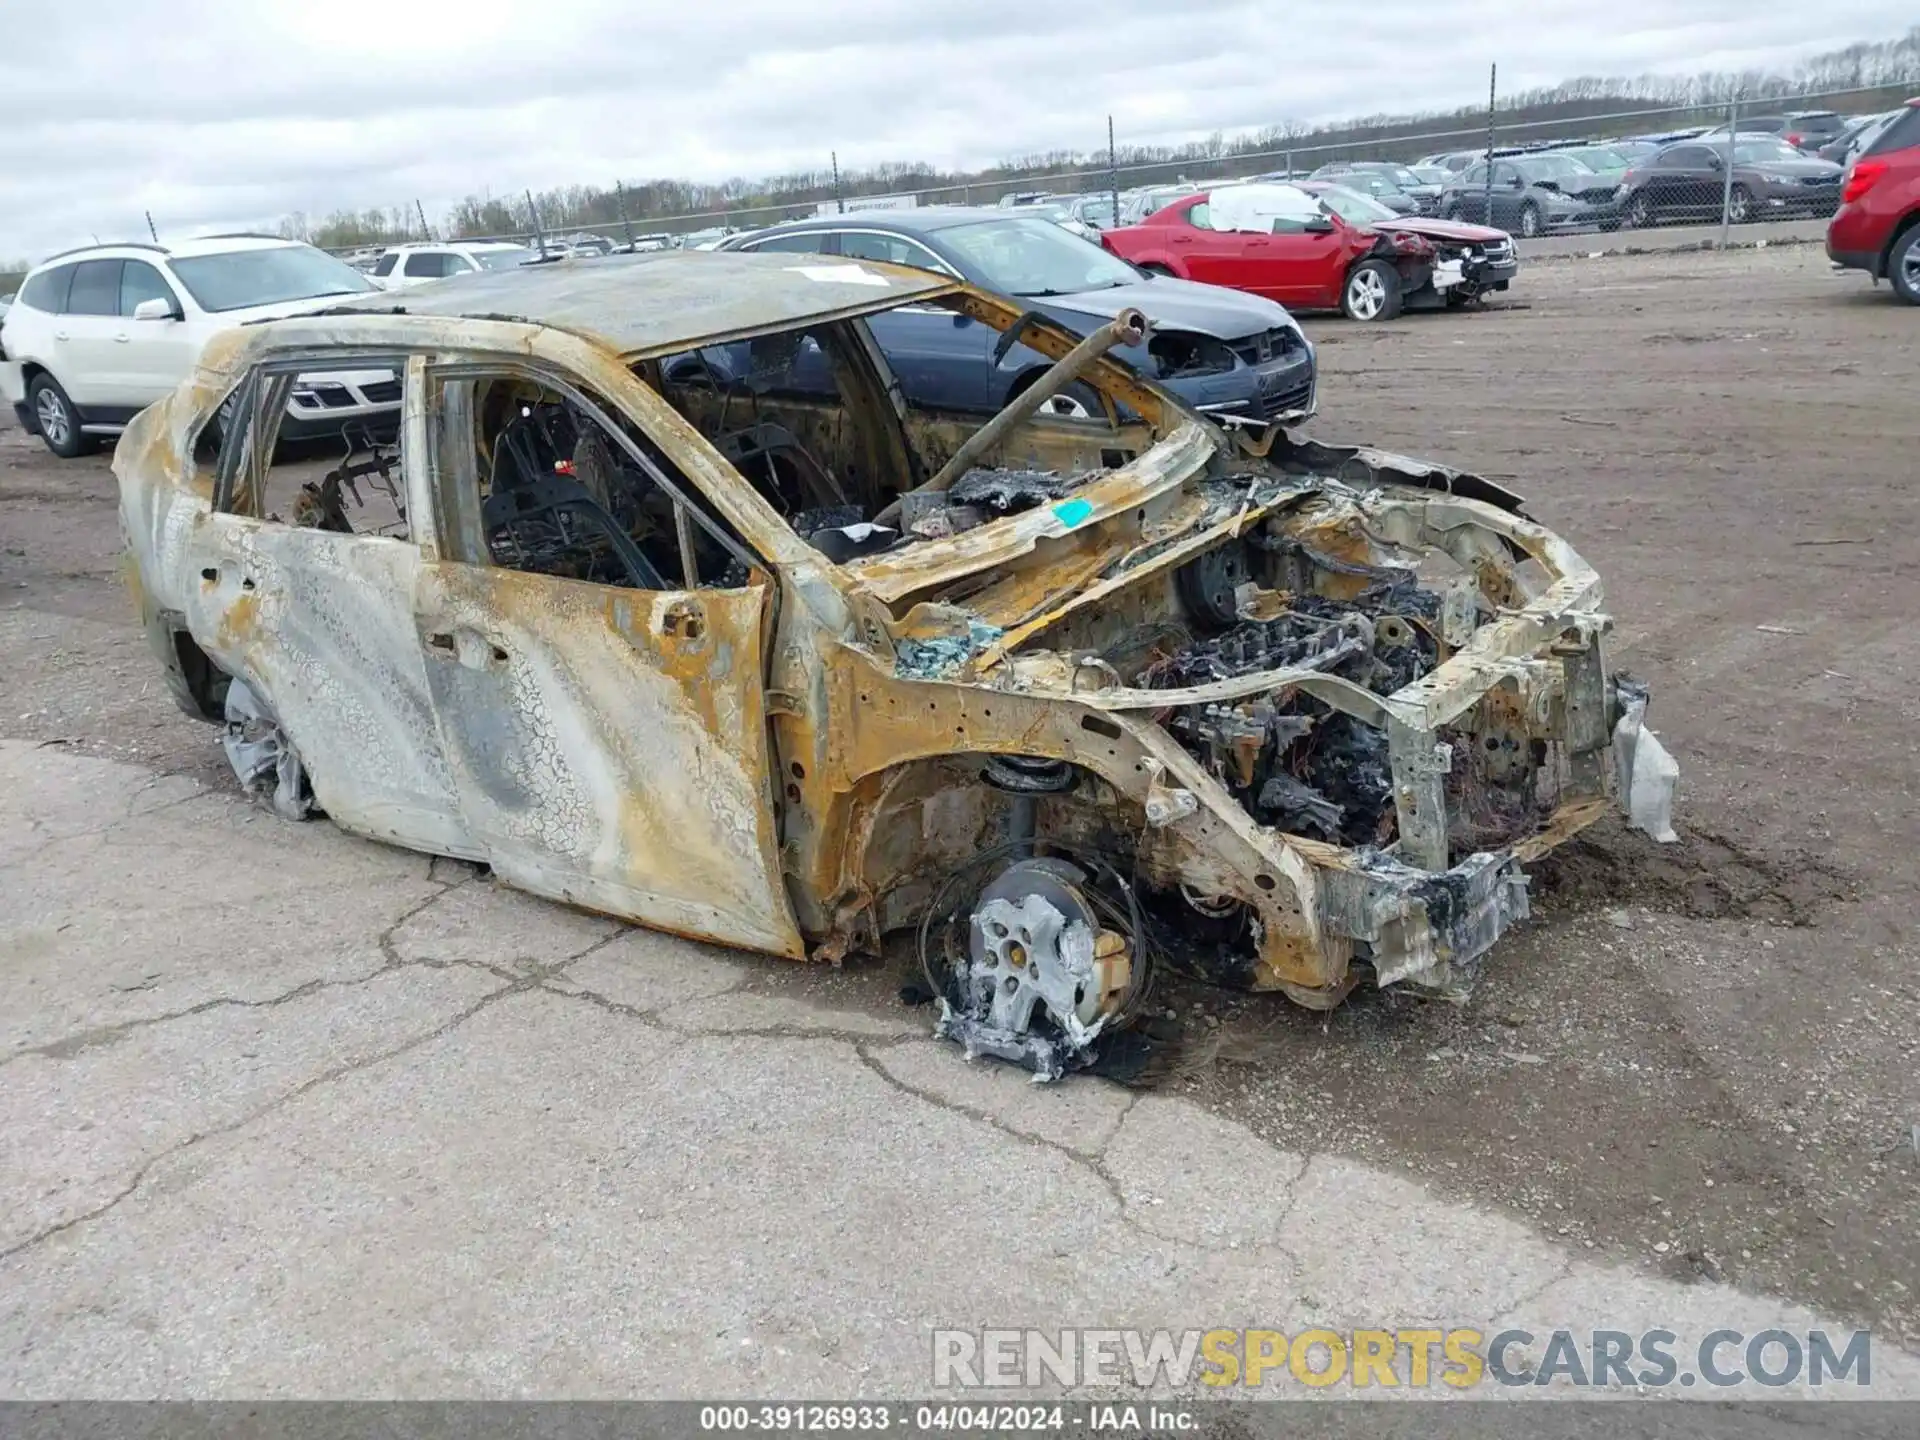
(1, 1, 1910, 261)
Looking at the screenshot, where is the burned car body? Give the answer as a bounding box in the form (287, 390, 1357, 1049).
(116, 252, 1675, 1079)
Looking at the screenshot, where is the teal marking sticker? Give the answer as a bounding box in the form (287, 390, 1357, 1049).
(1052, 498, 1093, 529)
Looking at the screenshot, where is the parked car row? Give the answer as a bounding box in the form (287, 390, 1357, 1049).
(1413, 133, 1845, 233)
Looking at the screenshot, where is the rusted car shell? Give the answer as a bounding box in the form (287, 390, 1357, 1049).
(115, 253, 1670, 1013)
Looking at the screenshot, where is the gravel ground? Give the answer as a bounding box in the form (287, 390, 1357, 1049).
(2, 242, 1914, 1352)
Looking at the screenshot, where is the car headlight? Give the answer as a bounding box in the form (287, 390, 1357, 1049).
(1147, 330, 1237, 379)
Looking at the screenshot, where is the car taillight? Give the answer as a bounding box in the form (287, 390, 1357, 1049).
(1786, 132, 1804, 147)
(1843, 157, 1890, 204)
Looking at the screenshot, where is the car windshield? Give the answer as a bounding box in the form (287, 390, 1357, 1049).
(1410, 165, 1449, 185)
(1731, 139, 1803, 163)
(1387, 166, 1425, 187)
(1314, 185, 1400, 226)
(471, 248, 532, 271)
(938, 217, 1139, 296)
(1074, 197, 1118, 227)
(1563, 148, 1625, 169)
(1517, 155, 1596, 181)
(168, 246, 375, 313)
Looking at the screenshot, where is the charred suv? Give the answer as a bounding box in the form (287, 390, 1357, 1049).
(115, 252, 1676, 1080)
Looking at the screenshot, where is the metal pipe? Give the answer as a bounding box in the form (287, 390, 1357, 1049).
(921, 309, 1149, 497)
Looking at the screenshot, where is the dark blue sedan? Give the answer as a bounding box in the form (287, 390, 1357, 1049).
(716, 208, 1316, 424)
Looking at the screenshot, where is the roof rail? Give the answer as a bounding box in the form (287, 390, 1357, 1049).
(201, 231, 296, 243)
(35, 240, 169, 266)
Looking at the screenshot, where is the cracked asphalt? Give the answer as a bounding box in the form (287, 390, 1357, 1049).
(3, 240, 1918, 1401)
(3, 738, 1915, 1399)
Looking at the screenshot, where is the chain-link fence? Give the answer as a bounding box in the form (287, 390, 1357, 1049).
(319, 80, 1912, 260)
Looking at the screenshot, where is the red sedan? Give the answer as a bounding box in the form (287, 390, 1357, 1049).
(1103, 182, 1517, 321)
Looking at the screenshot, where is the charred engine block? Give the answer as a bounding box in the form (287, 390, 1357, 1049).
(1141, 540, 1446, 848)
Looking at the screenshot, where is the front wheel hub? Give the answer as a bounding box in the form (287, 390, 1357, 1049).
(936, 858, 1134, 1081)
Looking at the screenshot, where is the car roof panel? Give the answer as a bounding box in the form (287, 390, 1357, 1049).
(322, 250, 962, 358)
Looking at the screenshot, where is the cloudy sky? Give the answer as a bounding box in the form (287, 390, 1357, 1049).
(1, 0, 1910, 260)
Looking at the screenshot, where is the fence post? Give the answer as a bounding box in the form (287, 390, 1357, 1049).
(1483, 63, 1497, 227)
(614, 181, 636, 249)
(1108, 115, 1120, 231)
(1719, 96, 1739, 248)
(415, 199, 432, 242)
(526, 190, 547, 257)
(832, 151, 844, 215)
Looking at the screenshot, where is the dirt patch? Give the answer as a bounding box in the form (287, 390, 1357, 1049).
(1533, 814, 1857, 926)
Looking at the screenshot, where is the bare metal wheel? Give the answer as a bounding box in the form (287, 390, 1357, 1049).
(1624, 191, 1653, 229)
(1341, 259, 1402, 322)
(1517, 201, 1542, 239)
(1727, 184, 1753, 224)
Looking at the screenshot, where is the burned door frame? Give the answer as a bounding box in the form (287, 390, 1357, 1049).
(410, 350, 807, 958)
(186, 347, 477, 857)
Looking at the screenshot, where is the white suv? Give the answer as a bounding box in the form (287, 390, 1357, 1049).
(367, 241, 534, 289)
(0, 236, 392, 459)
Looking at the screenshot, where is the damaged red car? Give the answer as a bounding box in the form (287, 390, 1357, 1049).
(1104, 182, 1518, 322)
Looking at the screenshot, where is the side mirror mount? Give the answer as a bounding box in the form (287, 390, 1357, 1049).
(1509, 175, 1526, 189)
(1301, 217, 1336, 235)
(132, 298, 179, 322)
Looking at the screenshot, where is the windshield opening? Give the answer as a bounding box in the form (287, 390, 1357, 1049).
(169, 247, 375, 313)
(939, 216, 1139, 296)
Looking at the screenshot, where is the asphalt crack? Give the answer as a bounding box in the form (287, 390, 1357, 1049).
(848, 1042, 1300, 1263)
(0, 977, 525, 1266)
(3, 871, 485, 1069)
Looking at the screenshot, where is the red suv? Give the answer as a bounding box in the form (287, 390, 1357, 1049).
(1827, 98, 1920, 303)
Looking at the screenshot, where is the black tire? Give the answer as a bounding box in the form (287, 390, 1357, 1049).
(1889, 224, 1920, 306)
(1726, 184, 1753, 225)
(1516, 201, 1543, 239)
(1341, 259, 1403, 322)
(1623, 192, 1654, 230)
(1140, 263, 1175, 277)
(28, 374, 93, 459)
